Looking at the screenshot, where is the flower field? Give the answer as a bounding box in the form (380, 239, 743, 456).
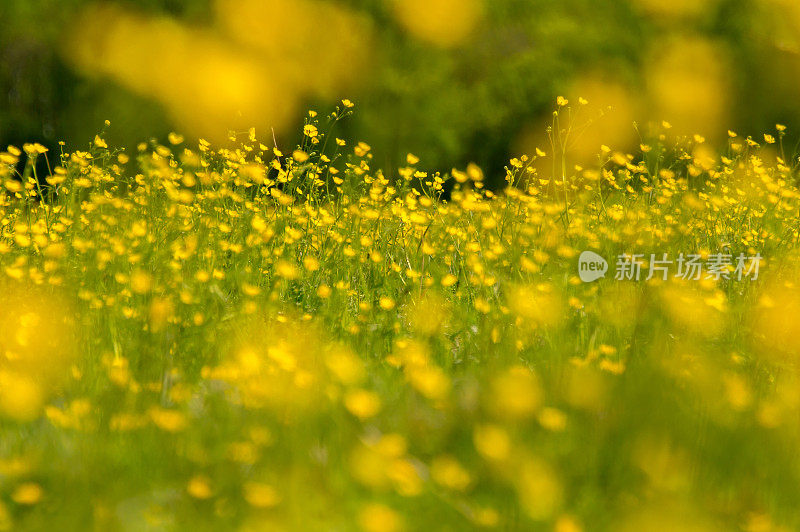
(2, 102, 800, 530)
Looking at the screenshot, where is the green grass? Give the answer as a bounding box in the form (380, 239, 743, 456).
(0, 104, 799, 531)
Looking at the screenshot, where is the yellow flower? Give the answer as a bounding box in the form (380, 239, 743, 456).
(11, 483, 43, 505)
(187, 475, 213, 499)
(345, 389, 381, 419)
(0, 373, 44, 422)
(441, 274, 457, 287)
(466, 162, 484, 181)
(358, 503, 402, 532)
(275, 260, 299, 280)
(317, 284, 332, 298)
(430, 455, 471, 491)
(473, 424, 510, 461)
(303, 256, 320, 271)
(23, 143, 48, 155)
(243, 482, 280, 508)
(392, 0, 483, 49)
(149, 408, 187, 432)
(130, 269, 153, 294)
(490, 366, 542, 419)
(538, 407, 568, 432)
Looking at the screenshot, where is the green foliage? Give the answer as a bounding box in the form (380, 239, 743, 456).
(1, 105, 800, 529)
(1, 0, 798, 174)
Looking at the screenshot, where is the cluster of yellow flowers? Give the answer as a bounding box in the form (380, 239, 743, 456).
(1, 102, 800, 530)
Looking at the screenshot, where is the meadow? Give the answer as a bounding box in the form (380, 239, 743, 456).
(1, 100, 800, 530)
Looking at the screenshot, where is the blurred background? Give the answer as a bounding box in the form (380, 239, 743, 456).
(2, 0, 800, 175)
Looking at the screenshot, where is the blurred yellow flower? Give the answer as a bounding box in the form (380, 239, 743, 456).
(11, 483, 43, 505)
(345, 389, 382, 419)
(359, 503, 403, 532)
